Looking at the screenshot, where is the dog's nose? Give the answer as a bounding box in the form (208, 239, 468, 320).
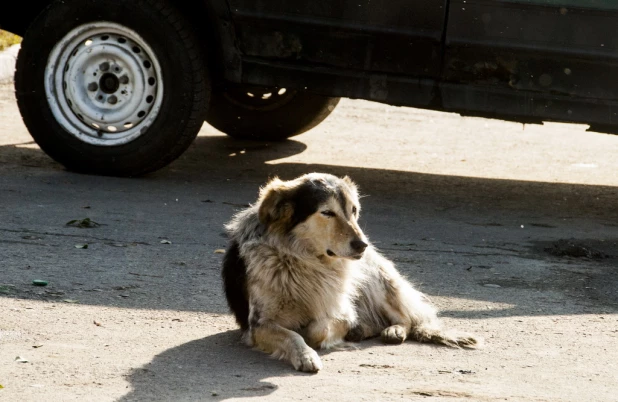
(350, 240, 368, 253)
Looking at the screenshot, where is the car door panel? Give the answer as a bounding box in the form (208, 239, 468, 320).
(229, 0, 448, 77)
(444, 0, 618, 101)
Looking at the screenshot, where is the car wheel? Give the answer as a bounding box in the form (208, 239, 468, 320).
(15, 0, 209, 176)
(206, 84, 340, 141)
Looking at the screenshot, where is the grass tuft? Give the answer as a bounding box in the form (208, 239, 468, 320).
(0, 30, 22, 51)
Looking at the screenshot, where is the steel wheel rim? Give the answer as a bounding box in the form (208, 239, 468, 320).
(44, 22, 164, 146)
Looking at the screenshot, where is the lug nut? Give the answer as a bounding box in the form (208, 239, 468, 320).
(88, 82, 98, 91)
(99, 62, 110, 72)
(108, 95, 118, 105)
(119, 75, 129, 85)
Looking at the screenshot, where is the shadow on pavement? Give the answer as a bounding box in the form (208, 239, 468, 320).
(118, 330, 424, 401)
(119, 330, 282, 401)
(2, 128, 618, 401)
(1, 133, 617, 320)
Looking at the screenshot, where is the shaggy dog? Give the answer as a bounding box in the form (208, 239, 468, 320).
(223, 173, 479, 372)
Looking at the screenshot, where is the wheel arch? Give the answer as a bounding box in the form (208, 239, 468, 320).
(174, 0, 242, 83)
(1, 1, 53, 36)
(2, 0, 241, 82)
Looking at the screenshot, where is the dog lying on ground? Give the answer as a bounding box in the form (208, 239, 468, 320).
(222, 173, 479, 372)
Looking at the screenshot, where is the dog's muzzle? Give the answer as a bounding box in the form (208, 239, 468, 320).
(350, 240, 368, 254)
(326, 239, 368, 259)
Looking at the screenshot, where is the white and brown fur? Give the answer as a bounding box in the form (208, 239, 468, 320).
(223, 173, 479, 372)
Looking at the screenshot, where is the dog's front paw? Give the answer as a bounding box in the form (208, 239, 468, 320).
(292, 348, 323, 373)
(381, 325, 407, 344)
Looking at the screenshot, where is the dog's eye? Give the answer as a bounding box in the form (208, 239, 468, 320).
(352, 206, 357, 215)
(321, 210, 336, 217)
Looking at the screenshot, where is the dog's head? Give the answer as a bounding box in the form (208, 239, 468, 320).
(257, 173, 368, 260)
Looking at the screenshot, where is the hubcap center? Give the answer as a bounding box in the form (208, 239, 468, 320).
(99, 73, 120, 94)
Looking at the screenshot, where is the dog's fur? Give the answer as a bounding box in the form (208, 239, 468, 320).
(223, 173, 479, 372)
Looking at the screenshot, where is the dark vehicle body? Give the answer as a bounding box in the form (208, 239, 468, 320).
(2, 0, 616, 175)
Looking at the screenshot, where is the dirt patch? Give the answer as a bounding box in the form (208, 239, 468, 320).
(409, 389, 474, 398)
(519, 239, 618, 308)
(359, 364, 394, 369)
(544, 239, 612, 260)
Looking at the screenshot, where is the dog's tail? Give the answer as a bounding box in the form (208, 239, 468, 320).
(410, 325, 482, 349)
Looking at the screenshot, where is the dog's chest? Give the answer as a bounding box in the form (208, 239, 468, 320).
(249, 253, 353, 325)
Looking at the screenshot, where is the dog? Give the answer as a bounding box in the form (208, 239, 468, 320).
(222, 173, 479, 372)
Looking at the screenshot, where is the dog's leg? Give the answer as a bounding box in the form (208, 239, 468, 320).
(305, 318, 350, 350)
(374, 257, 480, 348)
(377, 268, 429, 345)
(251, 321, 323, 372)
(409, 322, 480, 348)
(388, 283, 480, 348)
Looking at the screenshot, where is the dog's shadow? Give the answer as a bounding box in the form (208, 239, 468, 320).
(118, 330, 309, 401)
(119, 329, 432, 401)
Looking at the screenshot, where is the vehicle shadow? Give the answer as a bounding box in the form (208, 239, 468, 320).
(1, 131, 617, 321)
(2, 126, 618, 401)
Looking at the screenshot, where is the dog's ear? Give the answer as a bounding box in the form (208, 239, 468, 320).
(342, 175, 358, 191)
(258, 178, 294, 228)
(342, 175, 359, 197)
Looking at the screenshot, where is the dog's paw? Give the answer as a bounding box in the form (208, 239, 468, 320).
(413, 327, 483, 349)
(453, 333, 483, 349)
(292, 348, 323, 373)
(381, 325, 407, 344)
(435, 330, 483, 349)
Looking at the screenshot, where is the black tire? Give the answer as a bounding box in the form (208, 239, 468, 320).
(587, 125, 618, 135)
(15, 0, 209, 176)
(206, 84, 340, 141)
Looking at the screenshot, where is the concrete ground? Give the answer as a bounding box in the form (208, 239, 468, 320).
(1, 77, 617, 401)
(0, 44, 18, 84)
